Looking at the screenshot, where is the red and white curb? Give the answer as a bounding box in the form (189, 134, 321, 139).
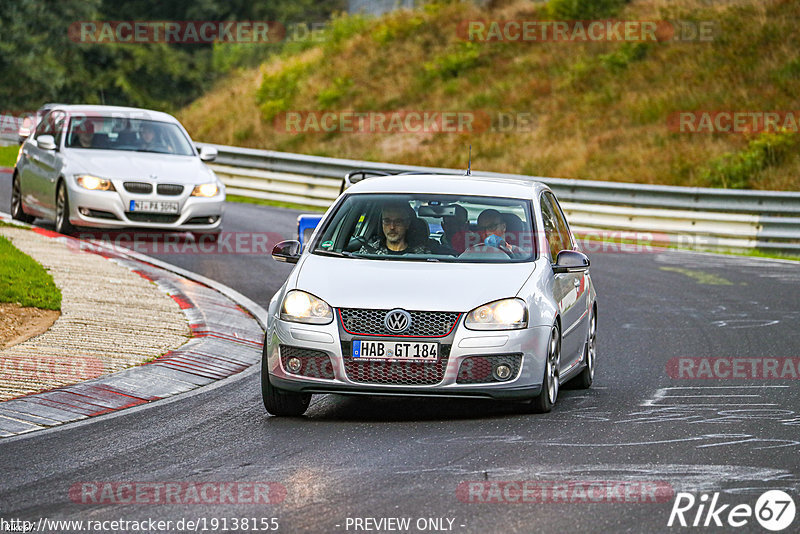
(0, 220, 266, 437)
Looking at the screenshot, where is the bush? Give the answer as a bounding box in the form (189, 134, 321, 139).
(256, 61, 312, 121)
(547, 0, 629, 19)
(423, 42, 482, 80)
(702, 130, 799, 189)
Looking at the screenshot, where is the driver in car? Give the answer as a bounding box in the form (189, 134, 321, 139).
(140, 123, 171, 152)
(358, 202, 430, 255)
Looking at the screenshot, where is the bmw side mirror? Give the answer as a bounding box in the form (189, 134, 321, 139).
(199, 146, 217, 162)
(272, 240, 302, 264)
(37, 135, 56, 151)
(553, 250, 590, 274)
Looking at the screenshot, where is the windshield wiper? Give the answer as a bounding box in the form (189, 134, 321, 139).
(314, 249, 353, 258)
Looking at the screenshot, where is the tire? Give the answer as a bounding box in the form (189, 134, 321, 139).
(55, 181, 76, 235)
(261, 345, 311, 417)
(521, 324, 561, 414)
(570, 307, 596, 390)
(11, 173, 35, 223)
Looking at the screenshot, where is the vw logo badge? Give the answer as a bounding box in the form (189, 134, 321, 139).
(384, 309, 412, 334)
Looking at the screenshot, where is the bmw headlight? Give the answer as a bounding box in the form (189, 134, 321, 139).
(191, 183, 219, 197)
(280, 290, 333, 325)
(465, 298, 528, 331)
(76, 175, 115, 191)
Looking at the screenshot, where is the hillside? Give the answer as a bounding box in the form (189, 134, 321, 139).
(178, 0, 800, 190)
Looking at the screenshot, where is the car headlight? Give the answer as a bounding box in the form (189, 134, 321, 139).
(76, 175, 115, 191)
(191, 183, 219, 197)
(280, 290, 333, 325)
(465, 298, 528, 331)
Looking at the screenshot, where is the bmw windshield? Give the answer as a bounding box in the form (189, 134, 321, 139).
(312, 193, 537, 262)
(66, 116, 195, 156)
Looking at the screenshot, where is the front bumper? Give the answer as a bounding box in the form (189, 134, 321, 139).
(265, 314, 552, 401)
(66, 178, 224, 231)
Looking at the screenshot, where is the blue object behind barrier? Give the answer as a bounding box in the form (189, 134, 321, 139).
(297, 214, 323, 245)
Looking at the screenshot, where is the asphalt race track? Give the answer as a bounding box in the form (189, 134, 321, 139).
(1, 173, 799, 533)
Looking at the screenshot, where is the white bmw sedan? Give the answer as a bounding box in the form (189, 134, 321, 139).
(11, 105, 224, 238)
(262, 173, 597, 416)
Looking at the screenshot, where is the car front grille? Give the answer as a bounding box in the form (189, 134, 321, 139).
(124, 182, 153, 194)
(279, 345, 335, 380)
(338, 309, 461, 338)
(456, 354, 523, 384)
(341, 342, 451, 385)
(157, 184, 184, 196)
(125, 213, 180, 223)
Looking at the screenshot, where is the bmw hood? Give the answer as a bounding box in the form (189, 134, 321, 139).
(64, 150, 215, 184)
(294, 254, 535, 312)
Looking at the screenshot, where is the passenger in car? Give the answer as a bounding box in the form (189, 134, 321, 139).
(460, 209, 524, 258)
(358, 202, 431, 255)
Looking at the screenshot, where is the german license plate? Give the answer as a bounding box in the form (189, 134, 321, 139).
(352, 340, 438, 361)
(129, 200, 179, 213)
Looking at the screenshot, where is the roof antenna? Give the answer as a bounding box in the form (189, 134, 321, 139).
(465, 145, 471, 176)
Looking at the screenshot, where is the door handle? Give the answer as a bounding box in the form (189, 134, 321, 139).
(573, 279, 581, 288)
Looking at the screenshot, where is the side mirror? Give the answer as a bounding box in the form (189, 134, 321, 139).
(37, 135, 56, 151)
(199, 146, 217, 162)
(553, 250, 590, 274)
(272, 240, 302, 264)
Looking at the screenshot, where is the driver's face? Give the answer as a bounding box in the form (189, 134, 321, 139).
(142, 127, 154, 142)
(381, 208, 409, 245)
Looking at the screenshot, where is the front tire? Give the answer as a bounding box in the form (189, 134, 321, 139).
(522, 324, 561, 414)
(261, 346, 311, 417)
(11, 173, 35, 223)
(55, 181, 76, 235)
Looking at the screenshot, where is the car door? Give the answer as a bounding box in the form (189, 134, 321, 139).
(19, 113, 54, 217)
(541, 192, 585, 370)
(25, 110, 66, 219)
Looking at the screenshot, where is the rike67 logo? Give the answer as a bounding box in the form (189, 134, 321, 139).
(668, 490, 795, 531)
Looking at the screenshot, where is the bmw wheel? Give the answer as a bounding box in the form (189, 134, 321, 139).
(55, 181, 76, 235)
(11, 173, 35, 223)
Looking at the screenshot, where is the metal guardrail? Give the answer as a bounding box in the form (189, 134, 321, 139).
(0, 114, 20, 146)
(199, 142, 800, 253)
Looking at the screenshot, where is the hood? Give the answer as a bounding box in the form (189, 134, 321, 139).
(64, 150, 214, 184)
(293, 253, 535, 312)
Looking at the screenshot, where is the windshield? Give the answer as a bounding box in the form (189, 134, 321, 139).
(66, 116, 194, 156)
(312, 193, 537, 262)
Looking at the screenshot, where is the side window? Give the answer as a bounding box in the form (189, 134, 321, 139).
(545, 192, 573, 252)
(539, 194, 563, 260)
(34, 112, 55, 138)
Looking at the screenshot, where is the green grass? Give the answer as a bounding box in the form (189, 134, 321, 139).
(0, 145, 19, 168)
(0, 236, 61, 310)
(226, 194, 327, 212)
(576, 232, 800, 262)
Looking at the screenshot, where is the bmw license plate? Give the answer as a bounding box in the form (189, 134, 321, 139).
(129, 200, 179, 213)
(352, 340, 438, 361)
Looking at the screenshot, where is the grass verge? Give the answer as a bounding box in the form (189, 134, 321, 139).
(226, 194, 328, 212)
(0, 145, 19, 168)
(0, 236, 62, 310)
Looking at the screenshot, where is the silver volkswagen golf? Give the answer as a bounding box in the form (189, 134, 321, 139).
(263, 173, 597, 416)
(11, 105, 224, 238)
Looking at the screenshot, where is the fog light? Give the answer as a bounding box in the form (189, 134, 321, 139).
(79, 207, 90, 216)
(286, 357, 302, 373)
(493, 364, 512, 381)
